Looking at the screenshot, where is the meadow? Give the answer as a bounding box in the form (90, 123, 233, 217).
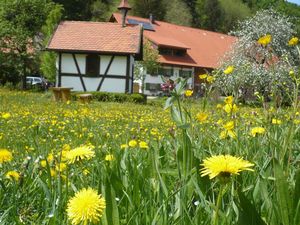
(0, 87, 299, 225)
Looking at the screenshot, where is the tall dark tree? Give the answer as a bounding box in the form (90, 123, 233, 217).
(164, 0, 192, 26)
(52, 0, 94, 20)
(0, 0, 57, 87)
(130, 0, 166, 20)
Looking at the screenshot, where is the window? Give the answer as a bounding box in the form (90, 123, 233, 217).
(159, 47, 186, 57)
(145, 83, 161, 91)
(179, 70, 192, 78)
(86, 54, 100, 76)
(157, 67, 173, 77)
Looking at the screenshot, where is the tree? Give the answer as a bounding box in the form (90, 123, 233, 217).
(195, 0, 223, 31)
(130, 0, 166, 20)
(40, 4, 63, 82)
(164, 0, 192, 27)
(134, 40, 159, 93)
(214, 9, 298, 104)
(52, 0, 93, 20)
(218, 0, 251, 33)
(0, 0, 55, 88)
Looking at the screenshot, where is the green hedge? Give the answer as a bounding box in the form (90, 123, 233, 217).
(72, 92, 147, 104)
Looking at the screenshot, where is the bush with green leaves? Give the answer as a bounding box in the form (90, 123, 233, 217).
(215, 9, 299, 104)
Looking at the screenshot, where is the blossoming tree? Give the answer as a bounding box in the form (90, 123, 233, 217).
(215, 9, 299, 104)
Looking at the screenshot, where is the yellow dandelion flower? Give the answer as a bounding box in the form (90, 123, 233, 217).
(56, 162, 67, 172)
(139, 141, 149, 149)
(196, 112, 209, 123)
(200, 155, 254, 179)
(64, 145, 95, 164)
(40, 160, 47, 167)
(206, 75, 215, 83)
(120, 144, 128, 149)
(128, 140, 137, 147)
(184, 90, 193, 97)
(47, 153, 54, 163)
(223, 121, 235, 131)
(0, 149, 13, 164)
(199, 74, 208, 79)
(223, 66, 234, 75)
(1, 112, 11, 119)
(105, 154, 114, 161)
(250, 127, 265, 137)
(6, 171, 20, 181)
(67, 187, 106, 225)
(223, 103, 238, 114)
(216, 104, 223, 110)
(224, 96, 234, 104)
(288, 37, 299, 46)
(257, 34, 272, 46)
(272, 118, 282, 125)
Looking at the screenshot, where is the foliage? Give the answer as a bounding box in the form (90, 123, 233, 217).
(215, 9, 299, 104)
(164, 0, 192, 27)
(1, 81, 300, 223)
(72, 91, 147, 104)
(0, 0, 58, 88)
(40, 4, 63, 82)
(134, 40, 159, 93)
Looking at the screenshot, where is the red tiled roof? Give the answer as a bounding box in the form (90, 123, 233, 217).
(112, 13, 237, 68)
(47, 21, 142, 54)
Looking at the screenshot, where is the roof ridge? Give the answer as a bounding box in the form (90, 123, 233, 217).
(113, 13, 235, 38)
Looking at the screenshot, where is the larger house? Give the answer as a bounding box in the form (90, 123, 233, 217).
(110, 8, 237, 95)
(47, 14, 143, 93)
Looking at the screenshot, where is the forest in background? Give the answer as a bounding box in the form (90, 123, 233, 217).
(53, 0, 300, 34)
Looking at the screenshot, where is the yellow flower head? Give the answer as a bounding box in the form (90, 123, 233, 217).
(288, 37, 299, 46)
(0, 149, 13, 164)
(40, 160, 47, 168)
(223, 103, 238, 114)
(220, 130, 237, 139)
(272, 118, 282, 125)
(224, 96, 234, 104)
(139, 141, 149, 149)
(128, 140, 137, 147)
(184, 90, 193, 97)
(257, 34, 272, 46)
(64, 145, 95, 164)
(56, 162, 67, 172)
(105, 154, 114, 161)
(200, 155, 254, 179)
(67, 187, 106, 225)
(120, 144, 128, 149)
(223, 66, 234, 75)
(206, 75, 215, 83)
(223, 121, 235, 131)
(196, 112, 209, 123)
(1, 112, 11, 119)
(6, 171, 20, 181)
(199, 74, 208, 79)
(250, 127, 265, 137)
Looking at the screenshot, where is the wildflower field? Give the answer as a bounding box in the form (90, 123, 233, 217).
(0, 87, 299, 225)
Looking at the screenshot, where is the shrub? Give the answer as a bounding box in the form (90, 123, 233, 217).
(72, 92, 147, 104)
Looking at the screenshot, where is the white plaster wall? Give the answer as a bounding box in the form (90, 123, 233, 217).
(61, 76, 82, 91)
(101, 78, 126, 93)
(100, 56, 127, 76)
(61, 54, 86, 74)
(83, 77, 102, 91)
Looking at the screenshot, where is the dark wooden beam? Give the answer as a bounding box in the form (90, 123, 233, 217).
(72, 54, 86, 91)
(97, 55, 115, 91)
(60, 73, 127, 79)
(125, 55, 130, 93)
(58, 53, 62, 87)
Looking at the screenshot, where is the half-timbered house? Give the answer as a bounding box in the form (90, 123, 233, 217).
(47, 21, 142, 93)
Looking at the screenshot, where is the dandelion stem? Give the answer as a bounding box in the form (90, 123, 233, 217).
(213, 185, 225, 225)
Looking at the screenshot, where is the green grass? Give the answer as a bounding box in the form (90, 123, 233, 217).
(0, 88, 299, 225)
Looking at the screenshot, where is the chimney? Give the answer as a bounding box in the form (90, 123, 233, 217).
(149, 14, 154, 24)
(118, 0, 131, 27)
